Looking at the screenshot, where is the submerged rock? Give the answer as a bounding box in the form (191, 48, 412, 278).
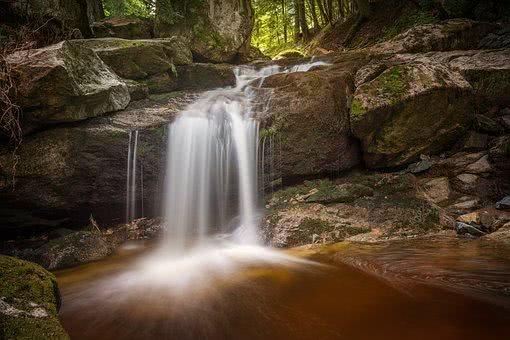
(0, 256, 68, 339)
(5, 41, 130, 134)
(0, 93, 198, 236)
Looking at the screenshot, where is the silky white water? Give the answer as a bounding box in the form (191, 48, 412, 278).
(162, 60, 329, 252)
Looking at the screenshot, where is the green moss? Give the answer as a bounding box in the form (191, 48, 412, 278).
(1, 317, 69, 340)
(299, 218, 333, 234)
(0, 256, 69, 339)
(351, 98, 366, 119)
(379, 67, 408, 101)
(0, 256, 59, 314)
(306, 182, 374, 204)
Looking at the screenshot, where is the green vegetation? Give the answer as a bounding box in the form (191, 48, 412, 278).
(0, 256, 69, 339)
(379, 67, 408, 100)
(351, 98, 366, 118)
(102, 0, 155, 18)
(252, 0, 361, 56)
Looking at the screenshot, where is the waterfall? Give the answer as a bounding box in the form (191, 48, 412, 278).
(126, 130, 140, 223)
(162, 60, 329, 253)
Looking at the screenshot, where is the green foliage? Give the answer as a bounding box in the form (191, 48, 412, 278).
(155, 0, 204, 26)
(102, 0, 155, 18)
(382, 10, 439, 40)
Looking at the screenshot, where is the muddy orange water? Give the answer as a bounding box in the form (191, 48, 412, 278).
(56, 238, 510, 340)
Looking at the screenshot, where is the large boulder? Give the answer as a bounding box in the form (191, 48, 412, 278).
(76, 37, 197, 94)
(7, 0, 104, 38)
(0, 93, 198, 238)
(255, 63, 362, 182)
(0, 256, 68, 339)
(155, 0, 254, 63)
(369, 19, 498, 54)
(6, 41, 130, 134)
(351, 49, 510, 168)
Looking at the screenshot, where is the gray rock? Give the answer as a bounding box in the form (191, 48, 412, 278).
(5, 41, 130, 134)
(407, 155, 433, 174)
(466, 155, 492, 174)
(456, 221, 486, 237)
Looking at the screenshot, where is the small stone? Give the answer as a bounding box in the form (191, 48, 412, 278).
(450, 197, 479, 210)
(466, 155, 492, 174)
(456, 222, 486, 237)
(496, 196, 510, 210)
(422, 177, 451, 204)
(457, 212, 480, 224)
(407, 157, 433, 174)
(456, 173, 479, 184)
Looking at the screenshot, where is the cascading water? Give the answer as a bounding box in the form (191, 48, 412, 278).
(162, 60, 329, 252)
(126, 130, 140, 223)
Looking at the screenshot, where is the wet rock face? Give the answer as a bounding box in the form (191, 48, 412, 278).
(5, 41, 130, 134)
(155, 0, 254, 63)
(0, 93, 198, 237)
(256, 65, 361, 181)
(0, 256, 68, 339)
(351, 49, 510, 168)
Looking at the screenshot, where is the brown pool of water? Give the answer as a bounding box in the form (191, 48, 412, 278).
(57, 240, 510, 340)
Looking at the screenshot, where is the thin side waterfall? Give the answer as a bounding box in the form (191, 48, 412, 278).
(126, 130, 140, 223)
(162, 61, 329, 253)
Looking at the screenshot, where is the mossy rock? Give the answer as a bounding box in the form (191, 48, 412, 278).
(155, 0, 253, 63)
(306, 183, 374, 204)
(0, 256, 69, 339)
(351, 59, 474, 168)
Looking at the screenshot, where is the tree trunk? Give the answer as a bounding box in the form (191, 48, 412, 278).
(294, 0, 300, 41)
(308, 0, 321, 29)
(282, 0, 288, 43)
(297, 0, 309, 40)
(355, 0, 371, 18)
(316, 0, 328, 25)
